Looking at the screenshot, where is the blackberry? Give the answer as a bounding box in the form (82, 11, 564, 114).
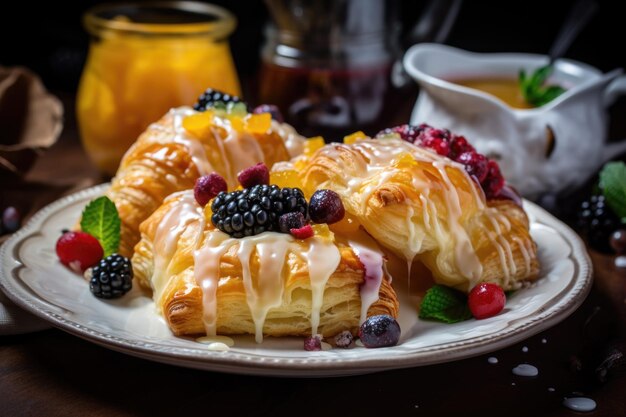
(90, 254, 133, 299)
(193, 88, 244, 111)
(211, 185, 308, 238)
(577, 194, 622, 253)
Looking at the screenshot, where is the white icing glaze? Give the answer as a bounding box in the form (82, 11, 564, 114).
(347, 231, 385, 324)
(151, 107, 305, 187)
(152, 190, 203, 302)
(321, 139, 489, 285)
(196, 335, 235, 347)
(193, 230, 340, 342)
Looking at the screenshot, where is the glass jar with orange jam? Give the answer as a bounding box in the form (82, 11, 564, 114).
(77, 2, 241, 175)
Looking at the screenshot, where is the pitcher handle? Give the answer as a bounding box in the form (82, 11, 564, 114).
(603, 73, 626, 107)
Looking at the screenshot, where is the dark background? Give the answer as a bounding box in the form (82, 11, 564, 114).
(1, 0, 625, 96)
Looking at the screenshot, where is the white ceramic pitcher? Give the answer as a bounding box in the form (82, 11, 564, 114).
(403, 43, 626, 198)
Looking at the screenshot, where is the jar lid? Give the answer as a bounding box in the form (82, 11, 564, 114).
(84, 1, 236, 38)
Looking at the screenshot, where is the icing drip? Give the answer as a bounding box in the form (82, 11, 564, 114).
(193, 230, 340, 341)
(348, 232, 385, 324)
(152, 190, 203, 301)
(301, 238, 342, 335)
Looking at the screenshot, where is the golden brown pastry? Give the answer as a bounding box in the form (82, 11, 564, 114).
(104, 107, 305, 257)
(291, 137, 540, 292)
(132, 190, 398, 340)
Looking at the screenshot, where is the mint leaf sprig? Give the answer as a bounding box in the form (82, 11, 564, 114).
(80, 196, 121, 256)
(599, 161, 626, 224)
(419, 285, 472, 324)
(519, 65, 566, 107)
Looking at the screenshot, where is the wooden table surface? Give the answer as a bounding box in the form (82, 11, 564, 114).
(1, 96, 625, 417)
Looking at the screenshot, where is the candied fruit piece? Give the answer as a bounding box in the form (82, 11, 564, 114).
(182, 111, 214, 136)
(270, 169, 303, 189)
(244, 113, 272, 133)
(312, 223, 334, 241)
(343, 131, 368, 145)
(304, 136, 325, 157)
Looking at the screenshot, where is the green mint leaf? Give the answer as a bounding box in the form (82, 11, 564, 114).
(519, 65, 565, 107)
(80, 196, 121, 256)
(419, 285, 473, 324)
(599, 162, 626, 222)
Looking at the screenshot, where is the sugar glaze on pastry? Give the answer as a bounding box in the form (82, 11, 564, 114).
(297, 138, 539, 291)
(133, 190, 398, 341)
(106, 106, 305, 256)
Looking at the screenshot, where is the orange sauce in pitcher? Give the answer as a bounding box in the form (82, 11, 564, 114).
(450, 78, 534, 109)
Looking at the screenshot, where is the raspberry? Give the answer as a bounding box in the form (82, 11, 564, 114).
(252, 104, 284, 123)
(237, 163, 270, 188)
(89, 253, 133, 299)
(456, 151, 489, 182)
(194, 173, 227, 207)
(468, 283, 506, 319)
(279, 212, 306, 233)
(290, 224, 314, 239)
(481, 160, 505, 198)
(56, 231, 104, 273)
(309, 189, 345, 225)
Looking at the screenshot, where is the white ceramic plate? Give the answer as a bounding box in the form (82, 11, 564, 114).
(0, 184, 592, 377)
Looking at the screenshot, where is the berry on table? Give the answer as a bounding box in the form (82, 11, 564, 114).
(358, 315, 401, 348)
(577, 194, 622, 253)
(56, 231, 104, 273)
(309, 189, 345, 225)
(2, 206, 21, 233)
(610, 230, 626, 254)
(194, 173, 227, 207)
(238, 162, 270, 188)
(90, 253, 133, 299)
(193, 88, 243, 111)
(468, 282, 506, 319)
(211, 185, 307, 238)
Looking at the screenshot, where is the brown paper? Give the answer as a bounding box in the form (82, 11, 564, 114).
(0, 66, 64, 175)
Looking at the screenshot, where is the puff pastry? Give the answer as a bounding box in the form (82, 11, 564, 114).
(104, 107, 305, 257)
(132, 190, 398, 340)
(294, 137, 540, 292)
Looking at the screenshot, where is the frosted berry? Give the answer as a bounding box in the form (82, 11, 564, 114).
(56, 231, 104, 273)
(290, 224, 314, 239)
(456, 151, 489, 182)
(252, 104, 284, 123)
(279, 211, 306, 233)
(194, 173, 227, 207)
(237, 162, 270, 188)
(304, 334, 322, 351)
(359, 315, 401, 348)
(376, 124, 423, 143)
(468, 283, 506, 319)
(334, 330, 354, 348)
(431, 138, 451, 156)
(449, 135, 475, 159)
(481, 160, 505, 198)
(309, 189, 345, 224)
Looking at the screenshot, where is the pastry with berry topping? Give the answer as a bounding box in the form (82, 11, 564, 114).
(131, 188, 398, 341)
(100, 96, 306, 257)
(291, 130, 539, 292)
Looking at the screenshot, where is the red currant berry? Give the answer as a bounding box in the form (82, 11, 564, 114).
(194, 173, 227, 207)
(449, 135, 475, 159)
(481, 160, 505, 198)
(468, 282, 506, 319)
(56, 231, 104, 273)
(290, 224, 314, 239)
(457, 151, 488, 182)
